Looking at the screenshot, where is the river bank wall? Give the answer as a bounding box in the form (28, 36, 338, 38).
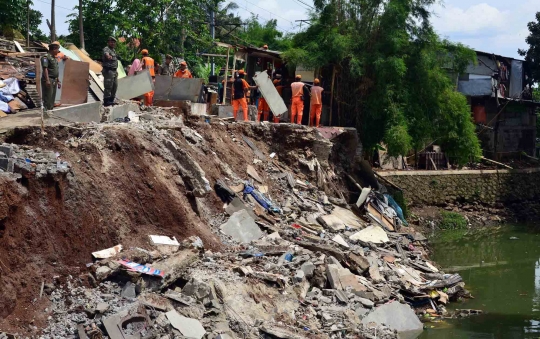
(378, 168, 540, 219)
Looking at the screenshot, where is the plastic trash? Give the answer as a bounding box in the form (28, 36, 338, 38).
(384, 193, 408, 226)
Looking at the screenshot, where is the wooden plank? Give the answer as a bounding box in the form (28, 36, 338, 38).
(60, 59, 90, 105)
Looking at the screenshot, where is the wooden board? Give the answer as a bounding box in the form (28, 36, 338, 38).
(60, 59, 90, 105)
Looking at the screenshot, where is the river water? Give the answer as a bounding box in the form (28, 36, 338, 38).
(419, 225, 540, 339)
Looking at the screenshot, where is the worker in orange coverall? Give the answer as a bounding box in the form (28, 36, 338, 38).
(141, 49, 155, 106)
(310, 78, 324, 127)
(232, 70, 250, 121)
(290, 75, 307, 124)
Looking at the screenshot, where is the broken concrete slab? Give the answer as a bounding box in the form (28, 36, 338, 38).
(166, 310, 206, 339)
(225, 197, 257, 220)
(253, 72, 288, 117)
(47, 102, 101, 123)
(326, 264, 343, 290)
(300, 262, 316, 278)
(104, 102, 141, 122)
(95, 266, 112, 281)
(361, 302, 423, 339)
(259, 323, 304, 339)
(121, 282, 137, 298)
(212, 104, 233, 118)
(191, 103, 207, 116)
(349, 225, 390, 244)
(96, 302, 109, 313)
(116, 70, 154, 100)
(220, 210, 263, 243)
(247, 165, 263, 183)
(332, 234, 349, 248)
(318, 206, 364, 231)
(92, 244, 123, 259)
(154, 76, 204, 102)
(102, 310, 129, 339)
(348, 252, 370, 273)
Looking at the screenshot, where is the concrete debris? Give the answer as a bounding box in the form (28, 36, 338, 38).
(0, 143, 70, 177)
(332, 234, 350, 248)
(166, 310, 206, 339)
(247, 164, 263, 183)
(149, 235, 180, 246)
(361, 302, 424, 338)
(92, 244, 123, 259)
(220, 209, 263, 243)
(350, 225, 390, 244)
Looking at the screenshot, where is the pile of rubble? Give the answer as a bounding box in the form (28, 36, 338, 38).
(14, 132, 470, 339)
(0, 143, 69, 177)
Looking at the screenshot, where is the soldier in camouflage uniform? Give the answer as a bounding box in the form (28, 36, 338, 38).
(102, 37, 118, 106)
(41, 42, 61, 111)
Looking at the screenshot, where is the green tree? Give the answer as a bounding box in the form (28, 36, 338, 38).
(519, 12, 540, 85)
(236, 16, 292, 51)
(0, 1, 47, 41)
(284, 0, 481, 165)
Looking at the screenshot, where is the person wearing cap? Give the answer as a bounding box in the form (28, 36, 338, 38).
(310, 78, 324, 127)
(50, 41, 68, 63)
(102, 37, 118, 106)
(160, 54, 176, 76)
(174, 61, 193, 78)
(41, 41, 61, 111)
(232, 70, 250, 121)
(262, 44, 268, 51)
(141, 49, 155, 106)
(290, 74, 308, 124)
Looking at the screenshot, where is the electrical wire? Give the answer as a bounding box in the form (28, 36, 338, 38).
(33, 0, 76, 12)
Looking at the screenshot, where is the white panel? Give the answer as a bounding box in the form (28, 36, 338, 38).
(253, 71, 288, 117)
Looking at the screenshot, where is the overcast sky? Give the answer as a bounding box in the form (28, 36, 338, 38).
(33, 0, 538, 59)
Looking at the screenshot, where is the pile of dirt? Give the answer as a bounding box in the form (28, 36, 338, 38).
(0, 120, 355, 333)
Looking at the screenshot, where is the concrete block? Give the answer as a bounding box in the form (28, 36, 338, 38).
(154, 76, 204, 102)
(219, 209, 263, 243)
(295, 270, 305, 282)
(116, 70, 154, 100)
(326, 264, 343, 290)
(121, 282, 136, 298)
(212, 104, 233, 118)
(361, 302, 423, 338)
(0, 145, 13, 157)
(0, 158, 14, 172)
(166, 310, 206, 339)
(300, 262, 316, 278)
(104, 102, 141, 122)
(191, 103, 207, 116)
(48, 102, 101, 123)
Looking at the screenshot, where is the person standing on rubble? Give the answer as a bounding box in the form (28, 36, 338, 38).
(174, 61, 193, 78)
(141, 49, 156, 106)
(41, 41, 61, 111)
(232, 70, 250, 121)
(290, 75, 308, 124)
(310, 78, 324, 127)
(102, 37, 118, 107)
(160, 54, 175, 76)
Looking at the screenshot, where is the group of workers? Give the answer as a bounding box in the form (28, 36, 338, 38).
(228, 70, 324, 127)
(102, 37, 194, 107)
(41, 37, 324, 127)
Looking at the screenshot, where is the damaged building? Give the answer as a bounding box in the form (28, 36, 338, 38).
(457, 50, 539, 160)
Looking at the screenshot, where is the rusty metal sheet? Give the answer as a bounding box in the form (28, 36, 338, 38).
(60, 59, 89, 105)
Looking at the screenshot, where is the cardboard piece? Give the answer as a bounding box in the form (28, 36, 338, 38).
(116, 70, 154, 100)
(61, 59, 90, 104)
(253, 71, 288, 117)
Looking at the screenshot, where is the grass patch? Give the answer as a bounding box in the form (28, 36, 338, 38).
(440, 211, 468, 230)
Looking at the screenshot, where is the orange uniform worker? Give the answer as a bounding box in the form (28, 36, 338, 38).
(232, 70, 250, 121)
(174, 61, 193, 78)
(141, 49, 155, 106)
(272, 79, 283, 123)
(290, 75, 306, 124)
(310, 78, 324, 127)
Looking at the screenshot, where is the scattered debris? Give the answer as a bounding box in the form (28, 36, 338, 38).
(92, 245, 123, 259)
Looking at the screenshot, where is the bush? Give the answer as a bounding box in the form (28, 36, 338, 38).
(439, 211, 468, 230)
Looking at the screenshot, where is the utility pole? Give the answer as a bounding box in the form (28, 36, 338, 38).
(78, 0, 85, 49)
(51, 0, 56, 41)
(26, 0, 30, 47)
(210, 8, 215, 76)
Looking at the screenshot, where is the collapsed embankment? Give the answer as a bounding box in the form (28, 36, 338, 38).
(0, 121, 359, 333)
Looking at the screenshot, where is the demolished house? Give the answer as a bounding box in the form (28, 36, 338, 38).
(458, 50, 540, 160)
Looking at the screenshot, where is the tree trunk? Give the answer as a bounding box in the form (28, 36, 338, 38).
(26, 0, 30, 47)
(79, 0, 85, 49)
(329, 66, 336, 126)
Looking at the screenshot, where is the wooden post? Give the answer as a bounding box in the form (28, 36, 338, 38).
(329, 66, 336, 126)
(78, 0, 85, 49)
(222, 47, 230, 104)
(229, 53, 237, 104)
(51, 0, 56, 41)
(26, 0, 30, 47)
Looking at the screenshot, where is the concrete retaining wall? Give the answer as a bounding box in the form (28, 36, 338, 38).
(378, 169, 540, 206)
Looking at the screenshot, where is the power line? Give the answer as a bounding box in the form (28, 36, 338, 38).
(293, 0, 314, 10)
(33, 0, 76, 12)
(235, 6, 294, 33)
(241, 0, 295, 24)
